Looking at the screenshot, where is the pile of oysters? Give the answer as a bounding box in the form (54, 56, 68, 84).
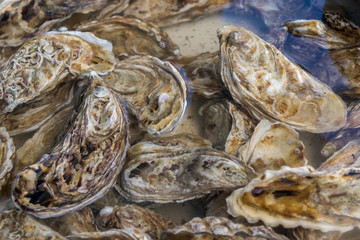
(0, 0, 360, 239)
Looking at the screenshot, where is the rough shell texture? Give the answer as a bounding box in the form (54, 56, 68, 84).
(0, 31, 115, 113)
(218, 25, 347, 133)
(118, 134, 255, 203)
(0, 127, 15, 192)
(0, 47, 18, 67)
(103, 55, 188, 135)
(241, 120, 307, 175)
(0, 209, 66, 239)
(291, 227, 341, 240)
(227, 166, 360, 233)
(123, 0, 231, 27)
(161, 216, 289, 240)
(0, 0, 111, 47)
(93, 0, 129, 20)
(12, 78, 129, 218)
(89, 187, 127, 213)
(77, 16, 179, 59)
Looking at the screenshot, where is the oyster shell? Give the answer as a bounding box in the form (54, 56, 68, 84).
(77, 16, 179, 59)
(291, 227, 341, 240)
(0, 208, 66, 239)
(161, 216, 289, 240)
(12, 77, 129, 218)
(0, 127, 15, 192)
(218, 25, 347, 133)
(227, 166, 360, 233)
(117, 134, 256, 203)
(0, 31, 115, 113)
(103, 55, 188, 135)
(0, 0, 112, 47)
(93, 0, 129, 20)
(123, 0, 231, 28)
(241, 120, 307, 175)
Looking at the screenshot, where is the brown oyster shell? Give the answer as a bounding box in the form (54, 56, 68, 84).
(117, 134, 256, 203)
(0, 0, 112, 47)
(123, 0, 231, 28)
(218, 25, 347, 133)
(161, 216, 289, 240)
(103, 55, 188, 135)
(93, 0, 129, 20)
(12, 77, 129, 218)
(241, 120, 307, 175)
(291, 227, 341, 240)
(0, 31, 115, 113)
(227, 166, 360, 233)
(0, 127, 15, 192)
(77, 16, 179, 59)
(0, 208, 66, 239)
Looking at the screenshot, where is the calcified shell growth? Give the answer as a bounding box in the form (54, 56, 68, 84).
(227, 166, 360, 233)
(0, 127, 15, 192)
(77, 16, 180, 59)
(0, 31, 115, 113)
(291, 227, 342, 240)
(104, 55, 188, 135)
(161, 217, 289, 240)
(218, 25, 347, 133)
(0, 0, 111, 47)
(12, 79, 129, 218)
(118, 134, 255, 203)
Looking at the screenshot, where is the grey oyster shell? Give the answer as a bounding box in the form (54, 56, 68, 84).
(117, 134, 256, 203)
(103, 55, 188, 135)
(123, 0, 231, 28)
(160, 217, 289, 240)
(0, 31, 115, 113)
(12, 77, 129, 218)
(77, 16, 179, 59)
(0, 127, 15, 192)
(227, 166, 360, 233)
(218, 25, 347, 133)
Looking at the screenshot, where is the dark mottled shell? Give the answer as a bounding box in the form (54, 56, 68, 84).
(291, 227, 341, 240)
(0, 127, 15, 192)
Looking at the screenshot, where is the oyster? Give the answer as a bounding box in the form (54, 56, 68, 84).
(1, 82, 75, 136)
(0, 47, 18, 67)
(0, 0, 112, 47)
(12, 77, 129, 218)
(123, 0, 231, 28)
(241, 120, 307, 175)
(227, 166, 360, 233)
(218, 25, 347, 133)
(161, 216, 289, 240)
(103, 55, 188, 135)
(0, 208, 66, 239)
(93, 0, 129, 20)
(77, 16, 179, 59)
(291, 227, 341, 240)
(0, 127, 15, 192)
(0, 31, 115, 113)
(117, 134, 256, 203)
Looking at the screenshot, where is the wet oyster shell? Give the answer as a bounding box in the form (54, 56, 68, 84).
(123, 0, 231, 28)
(218, 25, 347, 133)
(77, 16, 179, 59)
(93, 0, 129, 20)
(227, 166, 360, 233)
(0, 208, 66, 239)
(103, 55, 188, 135)
(0, 31, 115, 113)
(118, 134, 255, 203)
(291, 227, 341, 240)
(12, 77, 129, 218)
(161, 216, 289, 240)
(0, 0, 112, 47)
(241, 120, 307, 175)
(0, 127, 15, 192)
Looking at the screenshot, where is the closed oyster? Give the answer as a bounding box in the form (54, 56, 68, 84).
(12, 77, 129, 218)
(291, 227, 341, 240)
(227, 166, 360, 233)
(0, 0, 112, 47)
(218, 26, 347, 133)
(0, 127, 15, 192)
(123, 0, 231, 28)
(0, 208, 66, 239)
(241, 120, 307, 175)
(161, 217, 289, 240)
(118, 134, 255, 203)
(77, 16, 179, 59)
(103, 55, 188, 135)
(1, 82, 75, 136)
(0, 31, 115, 113)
